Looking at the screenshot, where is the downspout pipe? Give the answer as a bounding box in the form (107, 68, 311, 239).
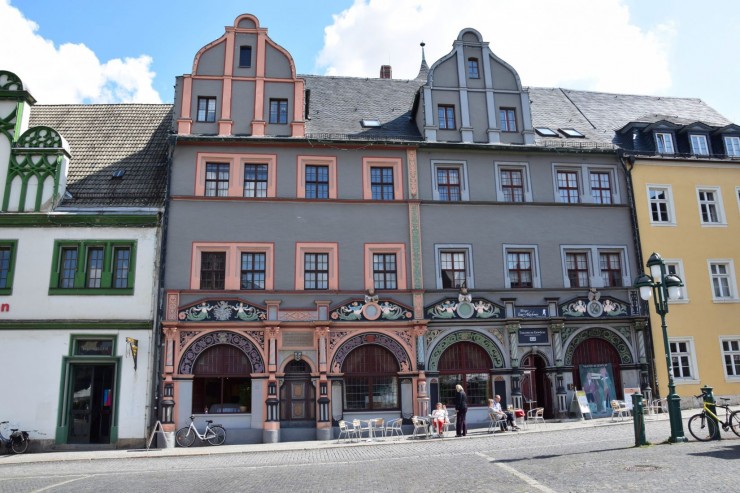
(618, 149, 657, 396)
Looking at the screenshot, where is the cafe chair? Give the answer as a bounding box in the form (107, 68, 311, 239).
(527, 407, 546, 427)
(372, 417, 386, 439)
(411, 416, 429, 439)
(610, 400, 630, 421)
(352, 419, 369, 439)
(337, 420, 358, 442)
(385, 418, 404, 440)
(488, 411, 507, 433)
(441, 413, 456, 437)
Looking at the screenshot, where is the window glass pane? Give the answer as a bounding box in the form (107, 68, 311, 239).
(200, 252, 226, 290)
(113, 247, 130, 288)
(61, 247, 78, 288)
(74, 339, 113, 356)
(244, 164, 268, 197)
(240, 252, 266, 290)
(0, 247, 11, 288)
(239, 46, 252, 67)
(205, 163, 229, 197)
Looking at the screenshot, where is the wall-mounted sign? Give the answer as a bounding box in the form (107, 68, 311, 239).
(518, 328, 549, 345)
(514, 306, 548, 319)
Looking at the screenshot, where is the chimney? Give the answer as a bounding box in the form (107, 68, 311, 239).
(380, 65, 392, 79)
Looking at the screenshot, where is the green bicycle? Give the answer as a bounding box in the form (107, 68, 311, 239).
(687, 392, 740, 441)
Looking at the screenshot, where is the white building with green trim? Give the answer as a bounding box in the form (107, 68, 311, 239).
(0, 70, 172, 450)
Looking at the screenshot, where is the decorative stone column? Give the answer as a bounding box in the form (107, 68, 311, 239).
(550, 320, 568, 418)
(634, 319, 652, 402)
(413, 324, 430, 417)
(263, 325, 280, 443)
(161, 325, 178, 432)
(506, 321, 523, 410)
(315, 326, 332, 440)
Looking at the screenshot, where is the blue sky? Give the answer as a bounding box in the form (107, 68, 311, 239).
(2, 0, 739, 123)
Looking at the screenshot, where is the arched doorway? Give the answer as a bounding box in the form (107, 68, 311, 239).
(438, 341, 492, 408)
(280, 360, 315, 424)
(192, 344, 252, 414)
(342, 345, 400, 411)
(572, 338, 623, 418)
(521, 354, 553, 418)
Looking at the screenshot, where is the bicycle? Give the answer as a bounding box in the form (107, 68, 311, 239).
(687, 392, 740, 441)
(0, 421, 30, 454)
(175, 415, 226, 447)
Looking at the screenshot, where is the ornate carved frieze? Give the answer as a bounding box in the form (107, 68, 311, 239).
(425, 298, 503, 320)
(560, 290, 630, 318)
(178, 330, 199, 349)
(178, 299, 267, 322)
(394, 330, 413, 347)
(329, 299, 413, 322)
(279, 310, 316, 322)
(329, 331, 350, 351)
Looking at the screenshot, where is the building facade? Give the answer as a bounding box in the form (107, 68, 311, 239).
(0, 70, 171, 449)
(161, 15, 652, 444)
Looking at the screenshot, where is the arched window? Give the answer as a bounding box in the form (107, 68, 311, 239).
(342, 345, 399, 411)
(192, 345, 252, 414)
(438, 341, 492, 407)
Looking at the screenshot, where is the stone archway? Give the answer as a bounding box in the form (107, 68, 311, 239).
(427, 330, 505, 371)
(563, 327, 633, 366)
(178, 330, 265, 375)
(330, 332, 411, 373)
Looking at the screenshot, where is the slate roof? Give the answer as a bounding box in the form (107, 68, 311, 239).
(28, 104, 173, 208)
(528, 87, 731, 148)
(302, 75, 424, 141)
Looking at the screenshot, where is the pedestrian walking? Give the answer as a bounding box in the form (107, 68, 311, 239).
(454, 384, 467, 437)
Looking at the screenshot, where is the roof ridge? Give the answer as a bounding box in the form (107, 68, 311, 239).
(528, 86, 704, 103)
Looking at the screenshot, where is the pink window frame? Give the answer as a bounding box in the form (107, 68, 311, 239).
(296, 156, 337, 199)
(364, 243, 407, 291)
(295, 242, 339, 290)
(191, 242, 274, 290)
(362, 157, 404, 200)
(195, 152, 277, 197)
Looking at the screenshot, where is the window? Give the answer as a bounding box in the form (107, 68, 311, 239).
(305, 165, 329, 199)
(708, 260, 737, 301)
(200, 252, 226, 290)
(440, 251, 467, 289)
(724, 136, 740, 157)
(269, 99, 288, 124)
(467, 58, 479, 79)
(665, 260, 688, 302)
(343, 345, 399, 411)
(599, 252, 623, 287)
(499, 108, 517, 132)
(0, 241, 17, 294)
(197, 97, 216, 122)
(535, 127, 558, 137)
(297, 156, 337, 199)
(365, 244, 407, 291)
(191, 243, 274, 290)
(370, 167, 394, 200)
(721, 338, 740, 379)
(205, 163, 230, 197)
(697, 187, 725, 225)
(557, 170, 580, 203)
(372, 253, 397, 290)
(438, 105, 456, 130)
(243, 163, 268, 198)
(436, 167, 462, 202)
(500, 169, 524, 203)
(239, 45, 252, 68)
(589, 171, 613, 204)
(507, 251, 533, 288)
(690, 134, 709, 156)
(438, 342, 492, 407)
(295, 243, 338, 291)
(361, 119, 381, 128)
(669, 339, 698, 381)
(196, 153, 276, 198)
(647, 185, 676, 225)
(559, 128, 584, 138)
(192, 345, 252, 414)
(566, 252, 589, 288)
(240, 252, 266, 290)
(50, 241, 136, 294)
(655, 132, 675, 154)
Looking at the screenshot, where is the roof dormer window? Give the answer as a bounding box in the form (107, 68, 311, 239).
(724, 136, 740, 157)
(690, 134, 709, 156)
(655, 132, 675, 154)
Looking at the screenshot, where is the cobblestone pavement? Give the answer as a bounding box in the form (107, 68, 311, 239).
(0, 414, 738, 493)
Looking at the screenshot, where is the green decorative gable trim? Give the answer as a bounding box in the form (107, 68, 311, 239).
(428, 330, 505, 371)
(426, 297, 503, 320)
(178, 299, 267, 322)
(563, 327, 633, 365)
(329, 298, 413, 322)
(3, 151, 65, 212)
(15, 126, 66, 150)
(0, 103, 16, 142)
(0, 213, 160, 227)
(0, 70, 36, 104)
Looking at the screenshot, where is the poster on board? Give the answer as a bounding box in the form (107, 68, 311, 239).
(574, 390, 591, 418)
(579, 364, 617, 418)
(622, 387, 641, 410)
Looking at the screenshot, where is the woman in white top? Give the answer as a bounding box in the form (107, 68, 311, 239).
(430, 402, 448, 437)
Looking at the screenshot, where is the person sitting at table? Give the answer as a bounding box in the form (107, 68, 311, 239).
(430, 402, 448, 437)
(489, 395, 519, 431)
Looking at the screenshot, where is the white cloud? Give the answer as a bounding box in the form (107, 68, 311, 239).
(0, 0, 161, 104)
(317, 0, 675, 95)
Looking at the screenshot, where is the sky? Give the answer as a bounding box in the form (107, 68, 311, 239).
(1, 0, 738, 123)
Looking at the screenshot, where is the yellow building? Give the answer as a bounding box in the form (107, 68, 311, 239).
(625, 119, 740, 404)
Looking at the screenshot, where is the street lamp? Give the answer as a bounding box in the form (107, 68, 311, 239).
(634, 252, 688, 443)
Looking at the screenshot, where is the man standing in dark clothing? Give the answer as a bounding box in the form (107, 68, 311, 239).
(454, 384, 468, 436)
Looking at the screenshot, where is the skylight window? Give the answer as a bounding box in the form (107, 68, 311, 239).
(111, 169, 126, 179)
(535, 127, 558, 137)
(361, 119, 381, 128)
(559, 128, 585, 138)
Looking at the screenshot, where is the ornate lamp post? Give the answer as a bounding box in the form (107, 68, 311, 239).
(634, 252, 688, 443)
